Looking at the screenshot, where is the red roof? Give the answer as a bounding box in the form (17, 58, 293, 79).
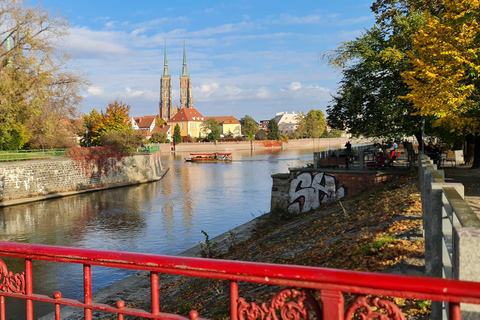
(134, 115, 157, 128)
(152, 125, 170, 133)
(205, 116, 240, 125)
(168, 108, 204, 123)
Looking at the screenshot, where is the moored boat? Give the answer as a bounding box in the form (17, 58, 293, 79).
(184, 153, 232, 162)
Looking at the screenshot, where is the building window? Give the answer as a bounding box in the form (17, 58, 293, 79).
(181, 124, 184, 129)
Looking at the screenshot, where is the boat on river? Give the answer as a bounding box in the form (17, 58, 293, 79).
(184, 153, 233, 162)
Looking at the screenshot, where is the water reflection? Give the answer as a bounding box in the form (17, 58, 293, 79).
(0, 148, 316, 318)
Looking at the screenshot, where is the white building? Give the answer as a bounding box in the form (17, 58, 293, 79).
(273, 112, 300, 135)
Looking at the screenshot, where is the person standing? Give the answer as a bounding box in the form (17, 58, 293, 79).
(345, 141, 352, 155)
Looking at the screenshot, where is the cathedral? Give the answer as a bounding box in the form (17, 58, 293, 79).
(159, 39, 194, 121)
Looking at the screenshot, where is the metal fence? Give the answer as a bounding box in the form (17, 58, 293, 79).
(0, 149, 67, 162)
(0, 241, 480, 320)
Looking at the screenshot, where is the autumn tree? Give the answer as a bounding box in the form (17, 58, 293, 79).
(240, 115, 257, 141)
(201, 118, 221, 141)
(401, 0, 480, 168)
(0, 0, 87, 150)
(83, 100, 137, 147)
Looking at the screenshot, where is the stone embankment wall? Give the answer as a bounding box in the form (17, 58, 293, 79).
(271, 169, 398, 213)
(156, 138, 348, 153)
(0, 151, 164, 203)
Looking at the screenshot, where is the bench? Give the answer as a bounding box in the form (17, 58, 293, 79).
(320, 157, 350, 168)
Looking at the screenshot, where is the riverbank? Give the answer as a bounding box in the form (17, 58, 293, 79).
(43, 174, 429, 320)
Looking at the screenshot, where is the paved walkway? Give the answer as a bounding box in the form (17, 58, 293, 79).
(444, 165, 480, 219)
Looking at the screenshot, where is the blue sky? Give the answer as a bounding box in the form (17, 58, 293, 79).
(34, 0, 375, 121)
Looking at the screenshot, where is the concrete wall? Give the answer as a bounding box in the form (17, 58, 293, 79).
(0, 151, 164, 203)
(154, 138, 348, 153)
(271, 169, 398, 213)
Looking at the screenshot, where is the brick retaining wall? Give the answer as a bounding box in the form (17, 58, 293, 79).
(271, 169, 399, 213)
(0, 152, 163, 202)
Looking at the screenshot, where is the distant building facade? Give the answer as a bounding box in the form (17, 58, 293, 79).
(168, 108, 205, 139)
(273, 111, 300, 135)
(205, 116, 242, 137)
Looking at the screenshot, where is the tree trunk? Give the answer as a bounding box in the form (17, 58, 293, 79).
(465, 134, 475, 165)
(471, 134, 480, 169)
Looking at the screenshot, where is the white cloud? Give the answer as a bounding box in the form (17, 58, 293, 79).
(288, 82, 302, 91)
(87, 86, 104, 96)
(105, 21, 115, 28)
(256, 87, 269, 98)
(125, 87, 146, 97)
(268, 14, 323, 25)
(338, 15, 372, 26)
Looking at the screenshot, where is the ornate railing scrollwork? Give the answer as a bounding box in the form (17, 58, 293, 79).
(344, 295, 405, 320)
(0, 259, 26, 294)
(237, 288, 322, 320)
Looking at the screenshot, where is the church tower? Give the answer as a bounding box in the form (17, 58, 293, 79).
(159, 39, 172, 120)
(179, 38, 193, 109)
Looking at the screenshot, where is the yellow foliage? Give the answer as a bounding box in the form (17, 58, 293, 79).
(401, 0, 480, 132)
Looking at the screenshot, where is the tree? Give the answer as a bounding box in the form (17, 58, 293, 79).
(100, 130, 144, 153)
(240, 115, 257, 140)
(150, 132, 169, 143)
(173, 124, 182, 143)
(267, 119, 280, 140)
(325, 11, 429, 143)
(0, 1, 87, 150)
(83, 100, 134, 147)
(401, 0, 480, 167)
(201, 118, 221, 142)
(295, 109, 327, 138)
(255, 129, 267, 140)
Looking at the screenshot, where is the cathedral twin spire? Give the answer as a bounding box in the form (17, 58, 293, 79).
(159, 38, 193, 121)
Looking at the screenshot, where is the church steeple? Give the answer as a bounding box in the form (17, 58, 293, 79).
(163, 38, 169, 76)
(182, 37, 188, 76)
(159, 39, 172, 120)
(179, 38, 193, 109)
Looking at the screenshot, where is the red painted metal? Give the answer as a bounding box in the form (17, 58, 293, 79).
(0, 241, 479, 319)
(151, 271, 160, 315)
(25, 259, 33, 320)
(84, 264, 92, 320)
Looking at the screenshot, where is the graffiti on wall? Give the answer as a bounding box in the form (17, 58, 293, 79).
(288, 172, 345, 213)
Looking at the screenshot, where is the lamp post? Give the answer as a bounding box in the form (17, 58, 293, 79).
(85, 129, 88, 147)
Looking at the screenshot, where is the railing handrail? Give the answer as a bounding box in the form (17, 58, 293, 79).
(1, 241, 480, 304)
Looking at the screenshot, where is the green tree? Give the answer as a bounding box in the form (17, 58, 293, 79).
(150, 132, 169, 143)
(201, 118, 221, 142)
(173, 124, 182, 143)
(267, 119, 280, 140)
(0, 1, 87, 150)
(325, 12, 429, 143)
(100, 130, 144, 153)
(255, 129, 267, 140)
(240, 115, 257, 140)
(295, 109, 327, 138)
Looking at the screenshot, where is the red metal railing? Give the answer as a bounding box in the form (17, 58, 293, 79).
(1, 241, 480, 320)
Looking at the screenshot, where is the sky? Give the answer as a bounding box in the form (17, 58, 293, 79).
(32, 0, 375, 121)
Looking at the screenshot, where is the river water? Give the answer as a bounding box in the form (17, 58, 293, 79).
(0, 148, 318, 318)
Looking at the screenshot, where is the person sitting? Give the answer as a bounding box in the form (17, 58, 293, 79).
(389, 140, 398, 158)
